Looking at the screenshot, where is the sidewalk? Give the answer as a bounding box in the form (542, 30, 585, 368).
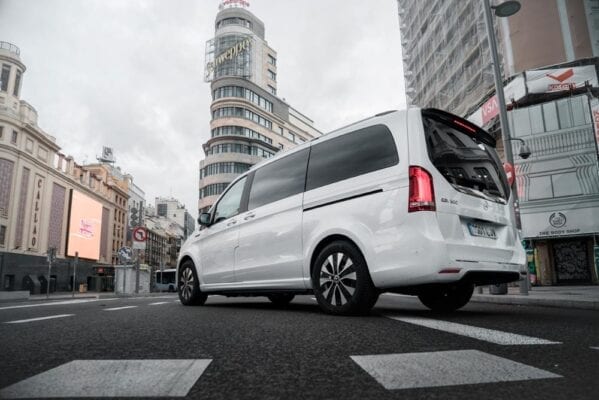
(471, 285, 599, 310)
(0, 291, 175, 303)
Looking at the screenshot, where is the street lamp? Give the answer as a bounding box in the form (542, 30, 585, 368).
(482, 0, 529, 295)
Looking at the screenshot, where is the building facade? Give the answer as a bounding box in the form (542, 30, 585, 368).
(397, 0, 598, 118)
(199, 2, 321, 214)
(155, 196, 194, 239)
(0, 42, 128, 292)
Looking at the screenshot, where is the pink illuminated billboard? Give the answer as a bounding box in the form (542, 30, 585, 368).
(66, 190, 103, 260)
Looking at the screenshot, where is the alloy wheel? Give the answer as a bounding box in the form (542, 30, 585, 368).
(179, 267, 194, 302)
(319, 252, 357, 306)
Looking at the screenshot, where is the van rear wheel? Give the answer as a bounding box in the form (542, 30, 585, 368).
(312, 241, 378, 315)
(418, 283, 474, 312)
(178, 261, 208, 306)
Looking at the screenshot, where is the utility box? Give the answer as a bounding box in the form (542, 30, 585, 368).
(114, 265, 151, 295)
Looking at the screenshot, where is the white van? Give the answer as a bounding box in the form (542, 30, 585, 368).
(178, 108, 526, 315)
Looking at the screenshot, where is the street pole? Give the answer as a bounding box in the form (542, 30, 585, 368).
(483, 0, 528, 295)
(135, 249, 140, 294)
(72, 252, 78, 298)
(46, 253, 52, 300)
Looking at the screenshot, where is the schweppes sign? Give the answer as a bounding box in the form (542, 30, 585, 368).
(205, 37, 251, 78)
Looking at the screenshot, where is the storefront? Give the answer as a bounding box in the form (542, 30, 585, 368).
(468, 58, 599, 285)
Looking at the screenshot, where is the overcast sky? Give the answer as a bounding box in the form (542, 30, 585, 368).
(0, 0, 405, 219)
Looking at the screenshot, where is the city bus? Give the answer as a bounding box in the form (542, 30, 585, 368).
(154, 268, 177, 292)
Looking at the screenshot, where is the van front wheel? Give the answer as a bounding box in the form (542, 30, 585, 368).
(418, 283, 474, 312)
(312, 241, 378, 315)
(178, 261, 208, 306)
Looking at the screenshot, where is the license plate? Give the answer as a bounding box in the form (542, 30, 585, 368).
(467, 222, 497, 239)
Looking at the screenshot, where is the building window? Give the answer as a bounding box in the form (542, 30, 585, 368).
(268, 69, 276, 81)
(0, 225, 6, 246)
(11, 130, 17, 144)
(13, 70, 21, 96)
(0, 126, 3, 139)
(201, 162, 252, 178)
(267, 54, 276, 66)
(199, 182, 230, 199)
(213, 86, 273, 113)
(212, 107, 272, 129)
(268, 85, 276, 95)
(0, 64, 10, 92)
(206, 143, 274, 158)
(211, 126, 273, 144)
(278, 143, 284, 150)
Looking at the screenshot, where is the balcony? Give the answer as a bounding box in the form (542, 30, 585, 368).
(0, 41, 20, 56)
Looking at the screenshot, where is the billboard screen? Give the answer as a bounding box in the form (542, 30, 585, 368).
(66, 190, 103, 260)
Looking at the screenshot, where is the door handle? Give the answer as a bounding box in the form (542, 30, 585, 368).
(244, 213, 256, 221)
(227, 220, 237, 227)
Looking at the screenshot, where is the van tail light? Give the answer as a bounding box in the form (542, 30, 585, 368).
(409, 166, 435, 212)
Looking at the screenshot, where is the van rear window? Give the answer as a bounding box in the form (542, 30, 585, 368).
(422, 110, 509, 203)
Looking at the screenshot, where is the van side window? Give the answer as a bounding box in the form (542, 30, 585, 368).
(306, 124, 398, 191)
(213, 176, 247, 224)
(248, 148, 310, 209)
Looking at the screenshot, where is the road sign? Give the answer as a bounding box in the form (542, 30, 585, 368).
(132, 227, 147, 242)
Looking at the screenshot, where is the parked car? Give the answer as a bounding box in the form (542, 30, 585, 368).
(177, 108, 526, 315)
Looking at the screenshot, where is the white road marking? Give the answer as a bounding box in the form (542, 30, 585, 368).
(148, 302, 170, 306)
(0, 298, 117, 311)
(4, 314, 74, 324)
(591, 347, 599, 350)
(387, 315, 561, 345)
(103, 306, 138, 311)
(310, 297, 317, 301)
(0, 359, 212, 398)
(351, 350, 561, 390)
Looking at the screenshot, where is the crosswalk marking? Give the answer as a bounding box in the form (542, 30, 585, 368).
(387, 315, 561, 345)
(149, 302, 170, 306)
(103, 306, 138, 311)
(4, 314, 74, 324)
(0, 359, 212, 398)
(351, 350, 561, 390)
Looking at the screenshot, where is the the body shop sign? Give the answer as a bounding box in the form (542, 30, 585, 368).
(521, 206, 599, 238)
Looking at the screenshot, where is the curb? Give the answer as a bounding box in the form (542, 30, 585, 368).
(471, 294, 599, 311)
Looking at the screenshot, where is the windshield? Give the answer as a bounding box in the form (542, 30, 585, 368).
(422, 109, 510, 203)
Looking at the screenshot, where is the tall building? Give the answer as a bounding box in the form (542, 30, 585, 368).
(0, 41, 128, 292)
(199, 1, 321, 214)
(397, 0, 598, 118)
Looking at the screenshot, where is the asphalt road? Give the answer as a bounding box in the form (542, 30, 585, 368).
(0, 294, 597, 399)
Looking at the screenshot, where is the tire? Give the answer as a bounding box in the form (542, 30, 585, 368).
(418, 283, 474, 312)
(311, 241, 378, 315)
(267, 293, 295, 306)
(178, 261, 208, 306)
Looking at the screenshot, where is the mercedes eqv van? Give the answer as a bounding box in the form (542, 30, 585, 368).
(178, 108, 526, 315)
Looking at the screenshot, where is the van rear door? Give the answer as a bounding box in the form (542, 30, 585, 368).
(419, 108, 519, 264)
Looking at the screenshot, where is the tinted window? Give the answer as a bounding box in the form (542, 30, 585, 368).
(423, 113, 509, 202)
(213, 176, 247, 223)
(248, 149, 309, 209)
(306, 125, 398, 191)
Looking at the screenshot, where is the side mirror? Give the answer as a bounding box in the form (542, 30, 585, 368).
(518, 144, 531, 160)
(198, 212, 212, 226)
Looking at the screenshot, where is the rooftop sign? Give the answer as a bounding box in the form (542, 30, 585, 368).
(219, 0, 250, 10)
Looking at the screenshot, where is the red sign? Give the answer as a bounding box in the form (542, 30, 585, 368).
(482, 95, 499, 125)
(132, 227, 147, 242)
(503, 162, 515, 186)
